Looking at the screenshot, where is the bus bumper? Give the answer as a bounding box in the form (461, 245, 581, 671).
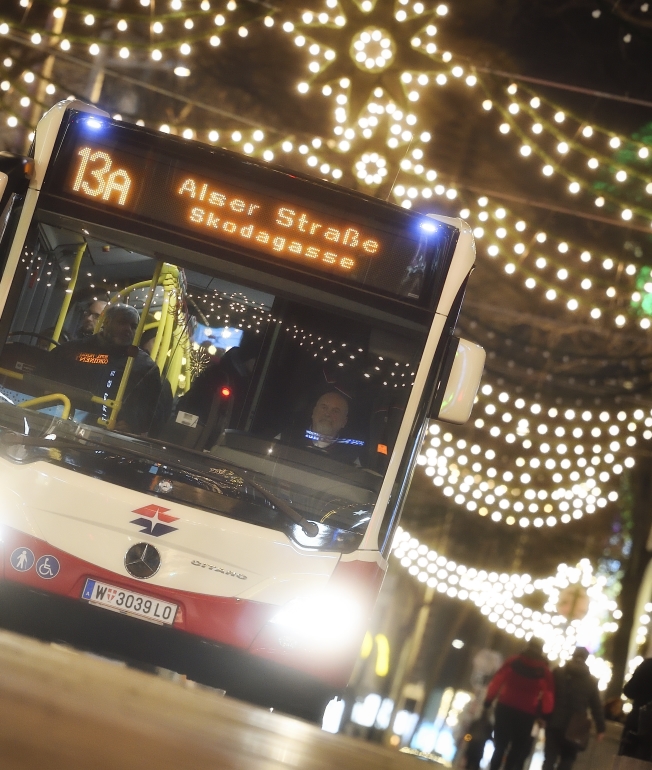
(0, 528, 374, 717)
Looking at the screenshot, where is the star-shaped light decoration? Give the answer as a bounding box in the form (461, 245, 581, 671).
(298, 84, 438, 194)
(287, 0, 444, 117)
(274, 0, 451, 197)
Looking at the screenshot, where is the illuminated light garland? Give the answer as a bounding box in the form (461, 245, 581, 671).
(0, 1, 264, 58)
(392, 526, 616, 688)
(273, 0, 459, 199)
(278, 39, 652, 220)
(500, 82, 652, 172)
(456, 196, 646, 327)
(481, 84, 652, 224)
(418, 417, 628, 527)
(187, 290, 418, 387)
(423, 430, 613, 516)
(286, 45, 652, 222)
(429, 418, 614, 501)
(0, 0, 266, 135)
(473, 383, 641, 461)
(415, 367, 652, 528)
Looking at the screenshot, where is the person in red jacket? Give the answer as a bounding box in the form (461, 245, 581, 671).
(484, 638, 555, 770)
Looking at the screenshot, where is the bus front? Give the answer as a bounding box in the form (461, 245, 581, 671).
(0, 101, 480, 720)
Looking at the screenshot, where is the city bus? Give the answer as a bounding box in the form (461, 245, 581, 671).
(0, 99, 483, 721)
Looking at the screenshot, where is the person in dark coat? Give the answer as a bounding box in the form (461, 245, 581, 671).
(139, 326, 173, 437)
(543, 647, 605, 770)
(174, 331, 261, 448)
(463, 710, 493, 770)
(38, 303, 161, 434)
(619, 657, 652, 759)
(484, 638, 555, 770)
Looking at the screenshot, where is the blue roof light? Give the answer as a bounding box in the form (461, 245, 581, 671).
(420, 221, 437, 233)
(86, 117, 103, 129)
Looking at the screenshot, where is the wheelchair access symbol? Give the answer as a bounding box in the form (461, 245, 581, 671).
(35, 555, 60, 580)
(10, 547, 35, 572)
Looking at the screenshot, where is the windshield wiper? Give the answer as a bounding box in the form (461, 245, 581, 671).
(243, 476, 319, 537)
(0, 431, 319, 538)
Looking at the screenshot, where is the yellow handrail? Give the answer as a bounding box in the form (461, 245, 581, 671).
(150, 290, 170, 366)
(0, 367, 23, 381)
(50, 243, 86, 350)
(167, 322, 185, 397)
(106, 260, 164, 431)
(156, 290, 177, 372)
(19, 393, 72, 420)
(184, 334, 192, 393)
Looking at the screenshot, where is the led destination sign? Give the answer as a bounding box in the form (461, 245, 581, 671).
(46, 117, 453, 302)
(179, 175, 380, 274)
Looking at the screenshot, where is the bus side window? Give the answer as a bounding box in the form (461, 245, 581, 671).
(366, 395, 408, 472)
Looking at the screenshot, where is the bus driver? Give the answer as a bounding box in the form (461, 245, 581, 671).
(279, 390, 362, 464)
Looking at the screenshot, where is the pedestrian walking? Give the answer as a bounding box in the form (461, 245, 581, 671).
(463, 709, 493, 769)
(484, 638, 555, 770)
(619, 656, 652, 762)
(542, 647, 605, 770)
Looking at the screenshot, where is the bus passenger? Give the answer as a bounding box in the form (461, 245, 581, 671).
(36, 299, 107, 349)
(74, 299, 108, 339)
(140, 326, 173, 437)
(278, 390, 362, 464)
(38, 303, 162, 434)
(173, 331, 262, 447)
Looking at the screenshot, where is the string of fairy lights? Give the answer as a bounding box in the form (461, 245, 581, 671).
(391, 526, 616, 689)
(455, 197, 651, 328)
(478, 83, 652, 223)
(0, 0, 266, 67)
(416, 393, 648, 528)
(187, 289, 418, 387)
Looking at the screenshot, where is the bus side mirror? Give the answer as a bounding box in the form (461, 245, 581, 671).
(434, 337, 485, 424)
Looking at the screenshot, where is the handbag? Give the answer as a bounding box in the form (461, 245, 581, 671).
(564, 711, 592, 750)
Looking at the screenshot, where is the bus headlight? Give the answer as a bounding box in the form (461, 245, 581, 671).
(270, 591, 363, 648)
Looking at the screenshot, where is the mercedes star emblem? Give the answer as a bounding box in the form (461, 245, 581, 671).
(124, 542, 161, 579)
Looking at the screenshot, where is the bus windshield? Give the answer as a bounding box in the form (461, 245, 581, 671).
(0, 218, 429, 552)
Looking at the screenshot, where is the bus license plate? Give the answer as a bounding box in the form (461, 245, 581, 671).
(82, 579, 178, 625)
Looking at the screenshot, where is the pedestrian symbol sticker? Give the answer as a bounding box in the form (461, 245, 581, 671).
(35, 555, 60, 580)
(10, 548, 35, 572)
